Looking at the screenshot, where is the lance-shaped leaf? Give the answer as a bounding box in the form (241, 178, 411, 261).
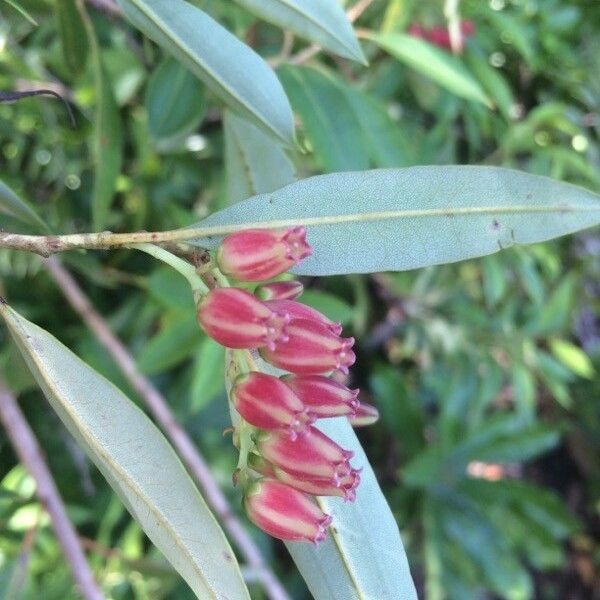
(0, 179, 48, 233)
(224, 110, 295, 204)
(286, 417, 417, 599)
(55, 0, 88, 76)
(191, 166, 600, 275)
(367, 32, 491, 106)
(0, 303, 250, 600)
(77, 2, 123, 231)
(117, 0, 295, 146)
(234, 0, 366, 63)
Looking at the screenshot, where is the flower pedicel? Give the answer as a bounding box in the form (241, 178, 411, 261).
(196, 227, 376, 543)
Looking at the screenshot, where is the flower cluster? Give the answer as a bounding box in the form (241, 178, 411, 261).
(196, 226, 377, 544)
(408, 20, 475, 52)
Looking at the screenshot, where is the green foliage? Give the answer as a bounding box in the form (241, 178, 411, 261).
(1, 0, 599, 599)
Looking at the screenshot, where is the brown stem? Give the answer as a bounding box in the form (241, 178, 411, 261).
(0, 381, 104, 600)
(44, 257, 291, 600)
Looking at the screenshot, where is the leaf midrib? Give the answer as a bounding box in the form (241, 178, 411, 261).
(190, 203, 600, 240)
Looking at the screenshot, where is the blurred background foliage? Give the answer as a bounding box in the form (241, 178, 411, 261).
(0, 0, 599, 598)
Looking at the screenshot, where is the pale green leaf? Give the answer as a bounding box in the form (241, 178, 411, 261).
(367, 33, 491, 106)
(0, 304, 250, 600)
(549, 338, 595, 379)
(117, 0, 295, 146)
(192, 167, 600, 275)
(223, 111, 295, 204)
(0, 179, 48, 233)
(234, 0, 366, 63)
(286, 418, 417, 600)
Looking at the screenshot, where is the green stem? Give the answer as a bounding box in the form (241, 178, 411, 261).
(129, 243, 208, 295)
(231, 350, 257, 479)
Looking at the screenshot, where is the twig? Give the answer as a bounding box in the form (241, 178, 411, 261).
(44, 257, 291, 600)
(346, 0, 375, 23)
(0, 381, 104, 600)
(3, 203, 599, 256)
(444, 0, 463, 55)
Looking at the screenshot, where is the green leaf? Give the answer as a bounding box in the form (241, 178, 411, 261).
(55, 0, 88, 76)
(189, 338, 225, 412)
(0, 303, 250, 600)
(278, 66, 369, 172)
(234, 0, 365, 63)
(481, 255, 506, 307)
(147, 267, 195, 311)
(78, 3, 123, 230)
(367, 33, 491, 106)
(193, 167, 600, 276)
(117, 0, 295, 146)
(510, 363, 536, 419)
(343, 88, 414, 168)
(138, 312, 201, 375)
(223, 110, 295, 204)
(464, 45, 514, 120)
(524, 275, 576, 335)
(0, 179, 48, 233)
(285, 418, 417, 600)
(549, 338, 595, 379)
(299, 290, 354, 325)
(3, 0, 38, 25)
(145, 57, 205, 143)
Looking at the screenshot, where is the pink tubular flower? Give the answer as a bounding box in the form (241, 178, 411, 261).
(231, 372, 313, 438)
(197, 288, 289, 350)
(273, 465, 360, 501)
(282, 374, 360, 418)
(255, 426, 354, 484)
(217, 227, 312, 282)
(249, 454, 360, 501)
(348, 403, 380, 427)
(257, 281, 304, 301)
(259, 318, 355, 375)
(244, 479, 332, 543)
(265, 300, 342, 335)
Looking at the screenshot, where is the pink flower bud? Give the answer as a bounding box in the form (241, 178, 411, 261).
(256, 281, 304, 301)
(282, 375, 360, 418)
(217, 227, 312, 282)
(427, 27, 452, 49)
(273, 465, 361, 502)
(348, 403, 380, 427)
(249, 454, 360, 501)
(244, 478, 332, 543)
(259, 319, 355, 375)
(197, 288, 289, 350)
(265, 300, 342, 335)
(255, 426, 355, 484)
(231, 372, 314, 438)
